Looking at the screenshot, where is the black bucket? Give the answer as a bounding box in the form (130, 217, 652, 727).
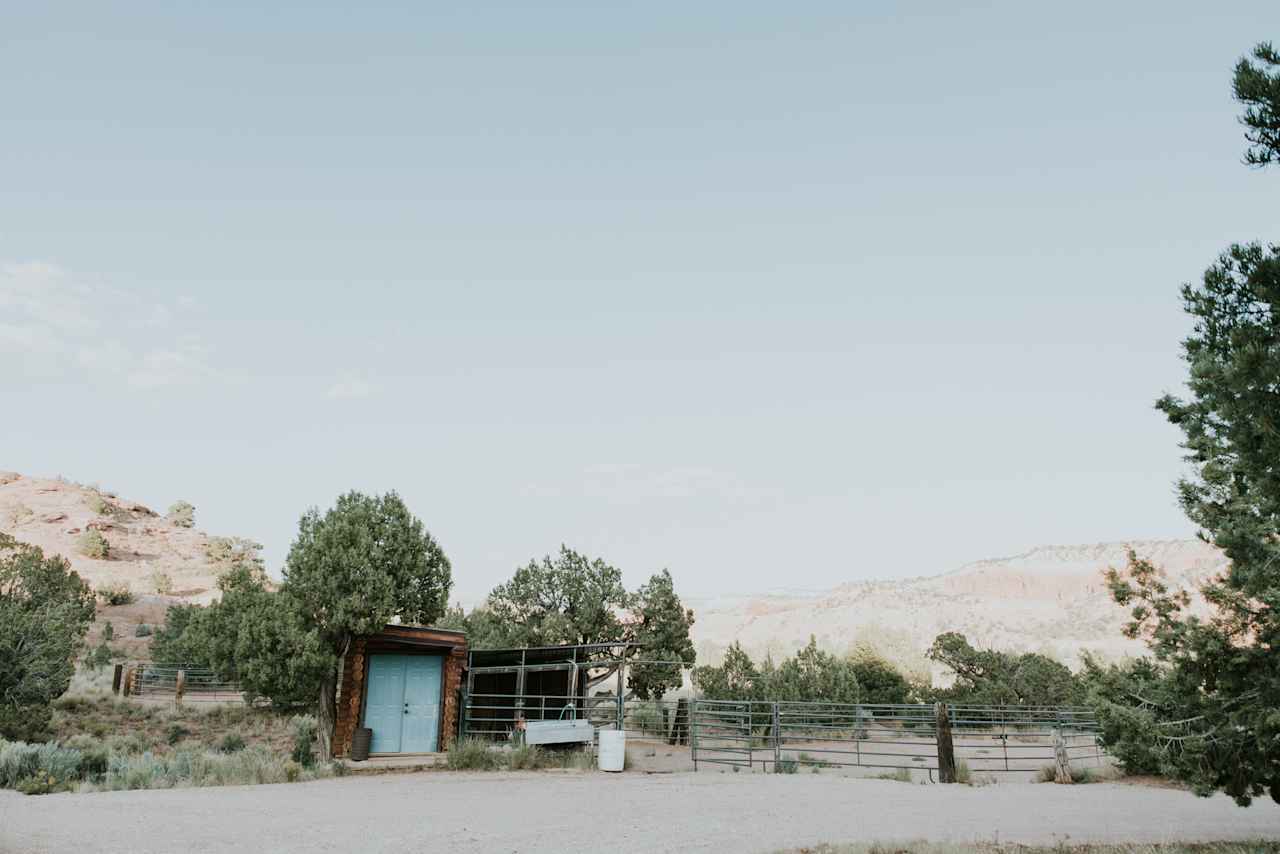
(350, 727, 372, 762)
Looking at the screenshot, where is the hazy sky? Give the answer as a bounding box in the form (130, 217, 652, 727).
(4, 3, 1277, 599)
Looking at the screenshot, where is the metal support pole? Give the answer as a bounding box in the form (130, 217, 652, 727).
(772, 703, 781, 772)
(690, 700, 699, 771)
(616, 660, 625, 732)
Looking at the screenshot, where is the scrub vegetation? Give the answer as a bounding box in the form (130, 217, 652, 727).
(446, 738, 595, 772)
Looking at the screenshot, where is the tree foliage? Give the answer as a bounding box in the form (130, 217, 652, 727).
(153, 491, 452, 760)
(480, 546, 626, 648)
(692, 637, 861, 705)
(626, 570, 696, 699)
(457, 546, 697, 699)
(1235, 42, 1280, 167)
(926, 632, 1083, 707)
(848, 651, 916, 705)
(0, 534, 95, 740)
(1102, 44, 1280, 806)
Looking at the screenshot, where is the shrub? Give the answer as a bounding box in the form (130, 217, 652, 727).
(108, 733, 151, 755)
(102, 621, 114, 642)
(955, 761, 971, 785)
(63, 735, 109, 780)
(167, 501, 195, 528)
(86, 642, 115, 670)
(135, 623, 153, 638)
(79, 530, 110, 560)
(96, 582, 133, 605)
(446, 738, 505, 771)
(0, 740, 83, 790)
(86, 494, 112, 516)
(775, 757, 799, 774)
(4, 503, 33, 526)
(289, 716, 316, 767)
(507, 743, 549, 770)
(166, 723, 190, 746)
(150, 571, 174, 596)
(875, 767, 912, 783)
(91, 746, 334, 791)
(217, 732, 246, 754)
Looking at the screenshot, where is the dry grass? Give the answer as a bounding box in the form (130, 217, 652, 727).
(52, 687, 297, 758)
(446, 738, 596, 772)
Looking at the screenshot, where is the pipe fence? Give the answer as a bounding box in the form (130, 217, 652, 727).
(461, 692, 693, 744)
(690, 700, 1104, 775)
(119, 663, 244, 703)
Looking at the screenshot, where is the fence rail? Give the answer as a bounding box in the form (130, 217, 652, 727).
(461, 693, 693, 744)
(121, 663, 244, 703)
(690, 700, 1104, 775)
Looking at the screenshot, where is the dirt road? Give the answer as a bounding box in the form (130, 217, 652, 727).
(3, 771, 1277, 854)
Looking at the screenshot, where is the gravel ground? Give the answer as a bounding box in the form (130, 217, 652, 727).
(2, 771, 1278, 854)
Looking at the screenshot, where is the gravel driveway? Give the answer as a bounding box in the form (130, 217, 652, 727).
(3, 771, 1278, 854)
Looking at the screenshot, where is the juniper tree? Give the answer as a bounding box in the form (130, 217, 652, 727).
(1106, 42, 1280, 805)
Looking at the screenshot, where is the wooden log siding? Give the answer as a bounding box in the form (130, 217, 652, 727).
(333, 625, 468, 758)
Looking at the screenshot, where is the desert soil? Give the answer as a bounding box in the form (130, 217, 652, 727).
(3, 771, 1277, 854)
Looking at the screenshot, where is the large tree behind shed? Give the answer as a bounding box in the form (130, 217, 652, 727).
(283, 491, 452, 760)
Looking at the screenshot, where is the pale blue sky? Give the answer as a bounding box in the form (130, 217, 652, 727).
(3, 3, 1277, 598)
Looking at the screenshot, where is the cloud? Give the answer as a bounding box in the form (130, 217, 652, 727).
(325, 371, 377, 400)
(0, 260, 218, 389)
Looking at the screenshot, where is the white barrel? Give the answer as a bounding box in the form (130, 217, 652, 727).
(597, 730, 626, 772)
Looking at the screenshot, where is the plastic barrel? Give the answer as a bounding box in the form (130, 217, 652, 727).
(350, 727, 372, 762)
(597, 730, 625, 772)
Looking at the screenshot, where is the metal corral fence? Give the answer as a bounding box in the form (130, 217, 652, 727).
(119, 663, 244, 703)
(690, 700, 1103, 775)
(462, 693, 694, 744)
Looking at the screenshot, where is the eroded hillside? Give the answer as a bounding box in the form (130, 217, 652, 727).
(0, 471, 250, 605)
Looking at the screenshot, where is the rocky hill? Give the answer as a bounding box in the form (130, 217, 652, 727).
(688, 539, 1223, 678)
(1, 470, 1222, 676)
(0, 471, 244, 605)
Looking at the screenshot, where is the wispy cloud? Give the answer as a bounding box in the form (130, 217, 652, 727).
(0, 260, 217, 389)
(325, 371, 377, 400)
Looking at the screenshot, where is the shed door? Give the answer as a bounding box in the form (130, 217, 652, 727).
(365, 653, 443, 754)
(365, 655, 406, 753)
(402, 655, 443, 753)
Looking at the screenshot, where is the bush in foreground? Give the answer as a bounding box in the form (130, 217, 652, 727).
(446, 738, 594, 772)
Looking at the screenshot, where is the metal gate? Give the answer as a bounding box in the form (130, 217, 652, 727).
(689, 699, 755, 770)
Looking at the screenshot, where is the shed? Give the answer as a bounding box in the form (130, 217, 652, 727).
(464, 642, 633, 738)
(333, 625, 467, 757)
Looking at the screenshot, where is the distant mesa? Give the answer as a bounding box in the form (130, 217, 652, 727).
(0, 470, 1216, 674)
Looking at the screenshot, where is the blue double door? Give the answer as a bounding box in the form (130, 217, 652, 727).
(364, 654, 443, 754)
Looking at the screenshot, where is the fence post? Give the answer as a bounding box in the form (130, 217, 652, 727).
(934, 702, 956, 783)
(112, 664, 123, 694)
(459, 688, 468, 740)
(690, 700, 698, 771)
(175, 669, 186, 707)
(771, 703, 781, 772)
(615, 662, 625, 732)
(1054, 727, 1071, 783)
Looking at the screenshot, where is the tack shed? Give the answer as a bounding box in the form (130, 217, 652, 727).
(334, 625, 467, 757)
(464, 642, 633, 739)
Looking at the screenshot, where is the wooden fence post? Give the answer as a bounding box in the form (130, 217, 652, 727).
(1054, 728, 1071, 783)
(175, 669, 186, 707)
(935, 702, 956, 783)
(112, 664, 123, 694)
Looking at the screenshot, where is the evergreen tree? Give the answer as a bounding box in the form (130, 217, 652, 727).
(1106, 42, 1280, 805)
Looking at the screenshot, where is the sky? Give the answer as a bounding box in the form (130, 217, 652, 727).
(3, 2, 1278, 600)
